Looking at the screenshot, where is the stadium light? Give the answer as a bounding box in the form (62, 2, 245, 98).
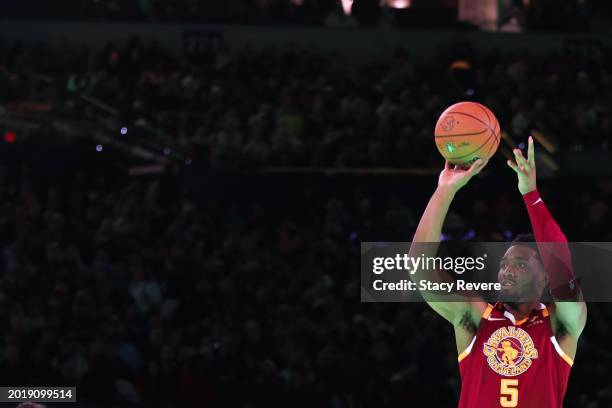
(341, 0, 353, 15)
(386, 0, 411, 8)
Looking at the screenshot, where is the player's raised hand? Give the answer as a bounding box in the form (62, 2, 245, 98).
(507, 136, 537, 195)
(438, 159, 487, 192)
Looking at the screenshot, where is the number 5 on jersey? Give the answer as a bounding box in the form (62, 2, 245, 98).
(500, 379, 518, 407)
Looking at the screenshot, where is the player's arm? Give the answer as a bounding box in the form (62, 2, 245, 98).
(508, 136, 587, 341)
(409, 160, 488, 326)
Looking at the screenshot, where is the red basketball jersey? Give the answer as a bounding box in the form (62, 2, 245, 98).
(458, 302, 573, 408)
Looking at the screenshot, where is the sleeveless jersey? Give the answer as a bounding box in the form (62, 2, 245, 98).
(458, 302, 573, 408)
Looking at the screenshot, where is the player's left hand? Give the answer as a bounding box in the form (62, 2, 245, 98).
(507, 135, 537, 195)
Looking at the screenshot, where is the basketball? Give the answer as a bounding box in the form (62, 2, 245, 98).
(434, 101, 500, 166)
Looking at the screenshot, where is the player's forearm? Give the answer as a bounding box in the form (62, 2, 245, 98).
(523, 189, 567, 243)
(523, 189, 579, 300)
(413, 185, 457, 243)
(410, 186, 455, 286)
(410, 186, 477, 323)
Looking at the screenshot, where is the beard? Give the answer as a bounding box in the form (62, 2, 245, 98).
(498, 284, 542, 306)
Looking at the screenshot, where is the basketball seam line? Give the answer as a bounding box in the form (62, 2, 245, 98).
(483, 126, 498, 160)
(447, 111, 495, 133)
(435, 128, 489, 138)
(475, 103, 491, 123)
(478, 131, 497, 162)
(445, 128, 498, 160)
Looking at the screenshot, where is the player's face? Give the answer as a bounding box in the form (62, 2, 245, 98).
(497, 245, 546, 300)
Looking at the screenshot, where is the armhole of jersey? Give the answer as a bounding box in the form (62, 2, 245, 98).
(550, 336, 574, 367)
(458, 335, 477, 363)
(458, 304, 492, 363)
(544, 304, 574, 367)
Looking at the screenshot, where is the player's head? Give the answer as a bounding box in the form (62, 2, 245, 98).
(497, 234, 548, 301)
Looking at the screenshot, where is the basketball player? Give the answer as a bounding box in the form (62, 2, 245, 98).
(410, 136, 587, 407)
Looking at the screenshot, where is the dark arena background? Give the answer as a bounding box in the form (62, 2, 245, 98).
(0, 1, 611, 407)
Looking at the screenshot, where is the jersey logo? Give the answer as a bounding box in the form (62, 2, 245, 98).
(483, 326, 538, 376)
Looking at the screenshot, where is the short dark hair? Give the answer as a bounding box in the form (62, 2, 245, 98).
(512, 233, 535, 243)
(511, 234, 540, 259)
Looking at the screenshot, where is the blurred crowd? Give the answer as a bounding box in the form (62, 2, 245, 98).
(0, 156, 610, 407)
(1, 32, 612, 408)
(2, 37, 612, 171)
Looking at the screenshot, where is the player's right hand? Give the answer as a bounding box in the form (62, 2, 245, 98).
(438, 159, 487, 192)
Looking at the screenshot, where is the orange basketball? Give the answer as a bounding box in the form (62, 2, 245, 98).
(434, 101, 500, 166)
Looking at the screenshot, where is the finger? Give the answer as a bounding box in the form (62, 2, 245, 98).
(467, 158, 486, 176)
(506, 159, 519, 173)
(528, 136, 535, 166)
(445, 160, 452, 171)
(513, 148, 530, 172)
